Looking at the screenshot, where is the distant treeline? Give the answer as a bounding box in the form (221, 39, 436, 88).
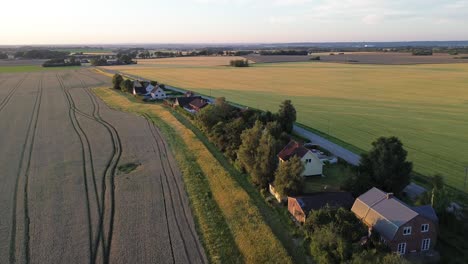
(259, 50, 308, 56)
(412, 49, 433, 56)
(15, 49, 69, 59)
(0, 52, 7, 59)
(42, 58, 81, 67)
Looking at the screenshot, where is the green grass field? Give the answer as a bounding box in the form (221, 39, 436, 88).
(104, 58, 468, 191)
(0, 65, 81, 73)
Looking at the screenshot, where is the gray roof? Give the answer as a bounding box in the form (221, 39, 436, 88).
(403, 182, 427, 200)
(352, 187, 421, 240)
(412, 205, 438, 223)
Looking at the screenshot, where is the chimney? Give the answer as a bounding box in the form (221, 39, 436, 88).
(386, 193, 394, 199)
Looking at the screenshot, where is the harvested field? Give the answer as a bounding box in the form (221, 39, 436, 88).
(104, 57, 468, 191)
(0, 59, 47, 66)
(0, 69, 206, 263)
(246, 52, 466, 64)
(136, 56, 246, 67)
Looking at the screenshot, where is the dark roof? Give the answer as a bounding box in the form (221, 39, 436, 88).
(293, 192, 354, 213)
(176, 96, 202, 107)
(412, 205, 439, 223)
(133, 86, 146, 94)
(278, 140, 310, 161)
(189, 98, 208, 109)
(133, 80, 143, 88)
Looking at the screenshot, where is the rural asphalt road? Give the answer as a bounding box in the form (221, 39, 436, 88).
(293, 125, 361, 166)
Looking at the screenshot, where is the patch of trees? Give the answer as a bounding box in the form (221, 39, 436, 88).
(309, 56, 320, 61)
(112, 74, 134, 93)
(138, 51, 151, 59)
(90, 58, 108, 66)
(304, 206, 409, 264)
(412, 49, 433, 56)
(91, 55, 136, 66)
(344, 136, 412, 196)
(154, 51, 178, 58)
(195, 99, 296, 188)
(42, 57, 81, 67)
(14, 49, 69, 59)
(229, 59, 249, 67)
(259, 50, 308, 56)
(0, 52, 8, 59)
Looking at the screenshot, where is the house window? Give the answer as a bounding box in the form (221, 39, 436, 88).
(305, 159, 312, 163)
(403, 226, 412, 235)
(421, 238, 431, 251)
(397, 243, 407, 255)
(421, 224, 429, 233)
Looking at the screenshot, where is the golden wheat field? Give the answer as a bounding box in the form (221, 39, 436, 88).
(103, 57, 468, 191)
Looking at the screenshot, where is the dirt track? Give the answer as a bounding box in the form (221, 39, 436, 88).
(0, 69, 206, 264)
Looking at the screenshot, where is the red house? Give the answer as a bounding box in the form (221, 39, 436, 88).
(352, 187, 438, 255)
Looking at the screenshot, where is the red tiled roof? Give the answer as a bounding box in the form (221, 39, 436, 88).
(278, 140, 310, 161)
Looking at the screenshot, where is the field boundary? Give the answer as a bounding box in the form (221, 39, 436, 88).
(93, 87, 292, 263)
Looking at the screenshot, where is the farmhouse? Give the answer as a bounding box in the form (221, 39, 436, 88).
(351, 187, 438, 255)
(132, 80, 146, 95)
(174, 96, 208, 113)
(278, 140, 324, 176)
(149, 86, 167, 100)
(288, 192, 354, 223)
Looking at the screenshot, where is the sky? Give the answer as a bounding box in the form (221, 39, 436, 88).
(1, 0, 467, 44)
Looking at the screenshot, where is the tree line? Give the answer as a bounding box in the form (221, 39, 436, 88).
(15, 49, 69, 59)
(0, 52, 8, 59)
(259, 50, 309, 56)
(42, 57, 81, 67)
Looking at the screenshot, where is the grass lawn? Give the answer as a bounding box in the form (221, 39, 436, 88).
(103, 59, 468, 191)
(0, 65, 81, 73)
(303, 163, 354, 193)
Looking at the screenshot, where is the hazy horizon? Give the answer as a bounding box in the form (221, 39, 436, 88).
(2, 0, 468, 45)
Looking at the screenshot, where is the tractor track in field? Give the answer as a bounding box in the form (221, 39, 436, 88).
(57, 72, 122, 264)
(143, 113, 206, 264)
(78, 77, 122, 264)
(9, 73, 43, 264)
(57, 73, 95, 263)
(0, 73, 28, 113)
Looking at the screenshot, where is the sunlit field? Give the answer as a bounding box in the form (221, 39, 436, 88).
(103, 58, 468, 191)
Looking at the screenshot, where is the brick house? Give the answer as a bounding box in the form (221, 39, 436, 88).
(351, 187, 438, 255)
(288, 192, 354, 223)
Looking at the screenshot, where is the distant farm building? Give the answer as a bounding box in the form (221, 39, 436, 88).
(174, 96, 208, 113)
(149, 86, 167, 100)
(278, 140, 324, 177)
(352, 187, 438, 255)
(288, 192, 354, 223)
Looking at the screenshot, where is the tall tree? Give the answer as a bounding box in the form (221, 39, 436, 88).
(359, 136, 412, 194)
(252, 130, 278, 187)
(237, 121, 263, 174)
(120, 79, 133, 93)
(277, 100, 296, 133)
(273, 156, 304, 196)
(112, 74, 124, 90)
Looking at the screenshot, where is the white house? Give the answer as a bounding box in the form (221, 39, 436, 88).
(149, 86, 167, 100)
(278, 140, 323, 177)
(145, 83, 155, 94)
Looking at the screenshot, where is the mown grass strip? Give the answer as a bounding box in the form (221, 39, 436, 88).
(93, 88, 292, 263)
